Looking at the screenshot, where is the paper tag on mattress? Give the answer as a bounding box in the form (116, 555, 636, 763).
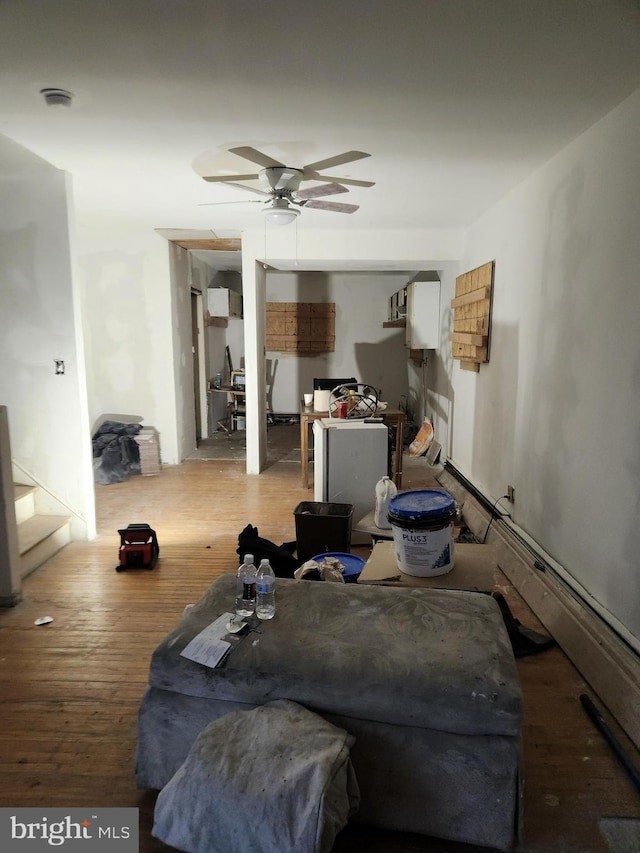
(180, 612, 233, 669)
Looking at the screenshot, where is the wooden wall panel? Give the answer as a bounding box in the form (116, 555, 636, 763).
(266, 302, 335, 353)
(450, 261, 494, 371)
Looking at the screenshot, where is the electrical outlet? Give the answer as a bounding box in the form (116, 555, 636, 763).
(507, 485, 515, 503)
(54, 359, 65, 375)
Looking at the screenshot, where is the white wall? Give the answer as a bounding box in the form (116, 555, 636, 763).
(168, 243, 196, 460)
(453, 86, 640, 646)
(242, 257, 268, 472)
(405, 263, 460, 457)
(76, 215, 180, 463)
(0, 135, 94, 538)
(265, 271, 411, 413)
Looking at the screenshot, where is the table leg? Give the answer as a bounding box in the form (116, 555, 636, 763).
(300, 414, 309, 487)
(393, 416, 405, 489)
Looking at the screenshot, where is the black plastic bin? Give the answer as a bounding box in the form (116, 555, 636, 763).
(294, 501, 354, 563)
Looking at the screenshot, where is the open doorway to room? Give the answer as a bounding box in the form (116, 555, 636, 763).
(190, 264, 420, 476)
(167, 234, 442, 476)
(182, 248, 321, 470)
(157, 232, 245, 461)
(187, 247, 248, 461)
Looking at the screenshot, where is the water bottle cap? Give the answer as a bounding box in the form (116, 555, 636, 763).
(259, 558, 270, 566)
(243, 554, 254, 563)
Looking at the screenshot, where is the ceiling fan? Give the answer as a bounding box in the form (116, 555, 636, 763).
(200, 147, 375, 225)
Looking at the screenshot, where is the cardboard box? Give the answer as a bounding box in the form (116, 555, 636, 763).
(358, 540, 497, 592)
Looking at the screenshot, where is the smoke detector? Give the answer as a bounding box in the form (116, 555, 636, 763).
(40, 88, 73, 108)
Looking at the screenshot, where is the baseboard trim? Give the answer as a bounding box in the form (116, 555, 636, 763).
(438, 468, 640, 752)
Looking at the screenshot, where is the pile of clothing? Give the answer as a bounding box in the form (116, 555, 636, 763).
(92, 420, 142, 485)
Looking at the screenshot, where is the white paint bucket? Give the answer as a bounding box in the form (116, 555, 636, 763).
(388, 489, 456, 576)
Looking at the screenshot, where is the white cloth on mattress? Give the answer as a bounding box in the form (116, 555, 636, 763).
(152, 699, 360, 853)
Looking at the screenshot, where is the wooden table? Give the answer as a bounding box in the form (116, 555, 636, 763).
(299, 404, 406, 489)
(209, 386, 245, 433)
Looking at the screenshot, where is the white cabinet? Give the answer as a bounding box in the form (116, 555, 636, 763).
(207, 287, 242, 318)
(406, 281, 440, 350)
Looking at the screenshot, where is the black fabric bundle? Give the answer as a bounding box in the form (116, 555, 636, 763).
(92, 420, 142, 485)
(236, 524, 301, 578)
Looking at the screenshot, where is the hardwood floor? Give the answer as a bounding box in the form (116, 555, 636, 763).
(1, 452, 639, 852)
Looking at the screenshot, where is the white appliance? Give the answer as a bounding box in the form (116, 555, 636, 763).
(313, 419, 389, 544)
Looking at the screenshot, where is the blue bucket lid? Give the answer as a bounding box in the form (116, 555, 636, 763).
(311, 552, 365, 576)
(388, 489, 456, 520)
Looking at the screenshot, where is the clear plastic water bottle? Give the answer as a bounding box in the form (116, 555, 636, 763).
(255, 558, 276, 620)
(235, 554, 257, 616)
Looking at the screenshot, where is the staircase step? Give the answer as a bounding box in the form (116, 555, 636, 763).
(14, 483, 36, 500)
(14, 483, 37, 524)
(17, 514, 71, 577)
(18, 514, 71, 554)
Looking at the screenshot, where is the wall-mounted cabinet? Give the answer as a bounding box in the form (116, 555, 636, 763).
(207, 287, 242, 318)
(405, 280, 440, 350)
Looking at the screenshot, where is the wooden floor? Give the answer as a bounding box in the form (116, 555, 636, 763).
(1, 452, 639, 852)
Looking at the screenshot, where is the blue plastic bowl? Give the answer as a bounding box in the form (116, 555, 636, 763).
(310, 552, 365, 583)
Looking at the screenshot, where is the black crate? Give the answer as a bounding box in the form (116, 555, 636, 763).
(293, 501, 354, 563)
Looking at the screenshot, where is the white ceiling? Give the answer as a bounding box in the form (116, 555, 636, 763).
(2, 0, 640, 255)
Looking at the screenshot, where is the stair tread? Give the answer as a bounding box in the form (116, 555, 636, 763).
(14, 483, 36, 501)
(17, 514, 71, 554)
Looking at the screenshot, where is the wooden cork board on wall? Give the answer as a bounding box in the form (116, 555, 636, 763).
(265, 302, 336, 353)
(450, 261, 494, 372)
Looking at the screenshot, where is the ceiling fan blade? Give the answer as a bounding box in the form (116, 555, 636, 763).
(198, 199, 262, 207)
(296, 182, 348, 200)
(218, 182, 271, 197)
(202, 173, 260, 183)
(305, 200, 359, 214)
(229, 146, 285, 169)
(303, 151, 370, 172)
(313, 174, 376, 188)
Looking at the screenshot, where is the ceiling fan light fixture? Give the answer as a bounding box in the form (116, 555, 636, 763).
(263, 199, 300, 226)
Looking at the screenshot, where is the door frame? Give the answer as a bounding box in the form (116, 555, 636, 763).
(191, 289, 208, 442)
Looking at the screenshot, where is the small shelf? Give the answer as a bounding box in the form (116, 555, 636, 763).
(383, 318, 406, 328)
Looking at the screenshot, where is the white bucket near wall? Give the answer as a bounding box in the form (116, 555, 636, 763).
(388, 489, 456, 576)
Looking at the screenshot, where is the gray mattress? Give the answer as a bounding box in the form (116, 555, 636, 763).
(137, 575, 522, 851)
